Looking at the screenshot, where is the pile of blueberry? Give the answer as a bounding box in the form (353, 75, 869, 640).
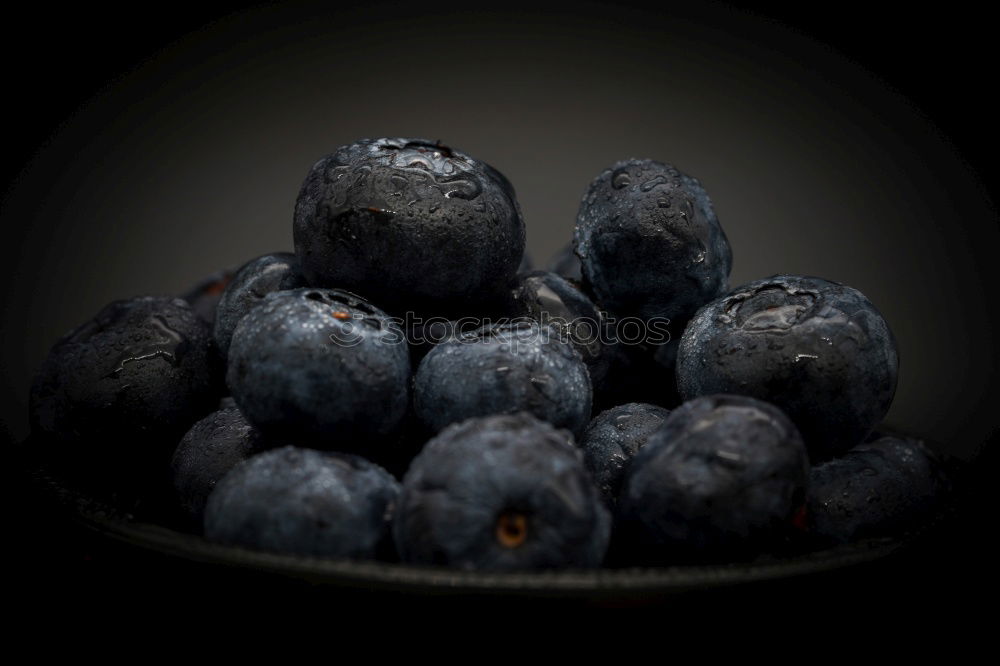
(29, 138, 950, 570)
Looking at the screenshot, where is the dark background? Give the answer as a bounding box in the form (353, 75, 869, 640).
(2, 1, 996, 614)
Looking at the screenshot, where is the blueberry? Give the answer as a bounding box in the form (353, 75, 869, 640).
(365, 405, 428, 481)
(546, 242, 582, 282)
(579, 403, 671, 504)
(676, 275, 898, 461)
(213, 252, 306, 358)
(170, 406, 268, 523)
(180, 267, 236, 325)
(393, 413, 610, 570)
(508, 270, 610, 390)
(405, 318, 464, 365)
(808, 435, 949, 544)
(573, 159, 732, 328)
(226, 288, 410, 446)
(293, 137, 525, 316)
(29, 296, 222, 460)
(204, 446, 400, 559)
(413, 320, 592, 436)
(618, 394, 808, 561)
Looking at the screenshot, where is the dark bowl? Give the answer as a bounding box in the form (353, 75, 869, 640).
(3, 5, 995, 610)
(13, 426, 971, 606)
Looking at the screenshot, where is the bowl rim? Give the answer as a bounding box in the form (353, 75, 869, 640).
(18, 429, 944, 599)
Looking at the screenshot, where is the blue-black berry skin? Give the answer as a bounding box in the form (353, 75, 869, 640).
(213, 252, 306, 358)
(404, 318, 471, 365)
(204, 446, 400, 559)
(676, 275, 898, 461)
(170, 406, 268, 523)
(180, 267, 236, 325)
(618, 394, 808, 561)
(413, 320, 592, 436)
(509, 270, 610, 390)
(808, 436, 948, 543)
(579, 403, 671, 504)
(547, 243, 582, 282)
(29, 296, 223, 457)
(293, 137, 525, 316)
(393, 413, 610, 570)
(226, 288, 410, 446)
(573, 159, 732, 325)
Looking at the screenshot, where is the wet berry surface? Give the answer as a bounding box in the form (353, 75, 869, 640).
(24, 139, 950, 573)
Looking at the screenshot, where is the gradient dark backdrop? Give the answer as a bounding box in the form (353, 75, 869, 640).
(2, 1, 997, 460)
